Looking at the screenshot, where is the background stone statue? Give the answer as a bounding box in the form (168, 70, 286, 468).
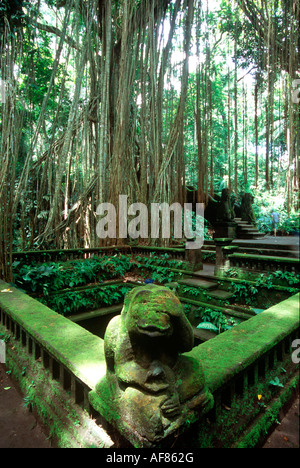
(89, 284, 213, 447)
(240, 193, 256, 224)
(204, 189, 235, 226)
(216, 188, 235, 222)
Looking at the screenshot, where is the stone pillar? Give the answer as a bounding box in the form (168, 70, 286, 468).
(214, 238, 234, 276)
(185, 248, 203, 272)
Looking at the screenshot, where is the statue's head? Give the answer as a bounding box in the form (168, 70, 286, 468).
(121, 284, 183, 338)
(242, 192, 254, 206)
(221, 188, 230, 201)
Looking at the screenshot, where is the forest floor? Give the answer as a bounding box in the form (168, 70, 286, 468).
(0, 362, 299, 449)
(0, 363, 54, 448)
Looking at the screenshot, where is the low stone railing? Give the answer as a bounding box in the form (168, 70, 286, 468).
(0, 279, 299, 448)
(12, 244, 299, 277)
(187, 293, 299, 419)
(12, 245, 186, 264)
(228, 252, 299, 274)
(12, 246, 129, 264)
(12, 244, 203, 274)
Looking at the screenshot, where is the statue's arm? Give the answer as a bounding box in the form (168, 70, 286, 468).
(172, 313, 194, 353)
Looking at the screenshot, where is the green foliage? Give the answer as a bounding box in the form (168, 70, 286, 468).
(231, 281, 258, 305)
(253, 189, 300, 234)
(181, 285, 201, 298)
(41, 284, 133, 316)
(198, 307, 236, 333)
(202, 251, 216, 263)
(225, 268, 299, 290)
(0, 0, 25, 31)
(196, 322, 219, 333)
(268, 377, 284, 388)
(12, 251, 187, 315)
(12, 262, 61, 293)
(272, 270, 300, 287)
(134, 254, 184, 283)
(12, 254, 134, 294)
(229, 270, 299, 308)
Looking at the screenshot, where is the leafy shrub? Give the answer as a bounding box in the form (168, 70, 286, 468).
(252, 189, 300, 234)
(196, 307, 236, 334)
(12, 254, 134, 294)
(40, 284, 133, 316)
(231, 281, 258, 305)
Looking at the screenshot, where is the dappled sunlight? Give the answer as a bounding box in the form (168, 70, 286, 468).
(78, 360, 106, 391)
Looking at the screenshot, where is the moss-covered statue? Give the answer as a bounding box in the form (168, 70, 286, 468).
(240, 193, 256, 224)
(216, 188, 235, 221)
(89, 284, 214, 447)
(205, 188, 235, 225)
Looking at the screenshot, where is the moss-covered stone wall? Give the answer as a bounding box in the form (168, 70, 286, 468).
(0, 279, 299, 448)
(0, 280, 105, 390)
(187, 293, 299, 393)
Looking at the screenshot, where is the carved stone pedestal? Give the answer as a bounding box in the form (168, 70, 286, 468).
(185, 248, 203, 272)
(214, 237, 234, 276)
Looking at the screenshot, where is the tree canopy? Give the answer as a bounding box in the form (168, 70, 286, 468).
(0, 0, 299, 280)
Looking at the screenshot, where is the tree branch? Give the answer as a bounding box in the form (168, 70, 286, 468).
(27, 17, 80, 50)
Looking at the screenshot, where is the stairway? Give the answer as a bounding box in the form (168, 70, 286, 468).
(202, 238, 299, 259)
(234, 218, 266, 239)
(172, 275, 256, 343)
(178, 277, 234, 302)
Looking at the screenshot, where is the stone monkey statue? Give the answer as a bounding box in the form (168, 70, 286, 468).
(89, 284, 213, 447)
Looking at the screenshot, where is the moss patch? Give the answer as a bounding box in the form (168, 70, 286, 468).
(187, 293, 300, 393)
(0, 280, 106, 390)
(0, 324, 113, 448)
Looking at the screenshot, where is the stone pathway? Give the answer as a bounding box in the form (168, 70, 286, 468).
(261, 390, 299, 449)
(0, 363, 53, 448)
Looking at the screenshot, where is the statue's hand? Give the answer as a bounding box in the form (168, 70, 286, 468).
(160, 393, 181, 418)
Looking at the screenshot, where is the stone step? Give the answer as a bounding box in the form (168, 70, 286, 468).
(192, 326, 217, 343)
(241, 248, 297, 258)
(238, 226, 263, 233)
(203, 246, 296, 258)
(206, 289, 234, 301)
(242, 227, 260, 232)
(203, 243, 296, 257)
(235, 241, 296, 251)
(205, 239, 296, 251)
(237, 233, 266, 240)
(243, 233, 265, 238)
(181, 296, 254, 320)
(178, 278, 218, 290)
(243, 231, 264, 236)
(223, 308, 255, 320)
(240, 232, 265, 240)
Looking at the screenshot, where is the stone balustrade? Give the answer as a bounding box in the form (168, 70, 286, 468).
(228, 253, 299, 274)
(12, 245, 187, 266)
